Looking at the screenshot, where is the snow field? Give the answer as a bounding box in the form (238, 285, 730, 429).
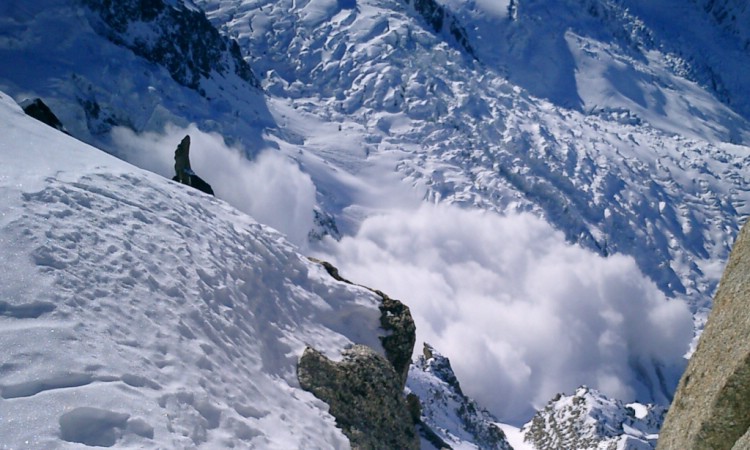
(0, 92, 385, 448)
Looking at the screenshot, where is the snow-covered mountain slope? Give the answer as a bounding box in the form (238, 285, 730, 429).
(522, 386, 665, 450)
(0, 91, 393, 448)
(4, 0, 747, 317)
(0, 0, 271, 149)
(3, 0, 750, 437)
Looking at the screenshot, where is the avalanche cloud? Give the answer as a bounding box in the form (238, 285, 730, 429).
(320, 203, 693, 424)
(110, 124, 317, 249)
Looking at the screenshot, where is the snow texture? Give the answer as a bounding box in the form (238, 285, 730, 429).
(0, 91, 387, 449)
(2, 0, 750, 438)
(522, 386, 665, 450)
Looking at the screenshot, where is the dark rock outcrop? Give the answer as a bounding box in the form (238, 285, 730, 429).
(693, 0, 750, 51)
(80, 0, 259, 93)
(21, 99, 68, 134)
(309, 258, 416, 387)
(171, 135, 214, 196)
(657, 220, 750, 450)
(377, 290, 416, 388)
(302, 259, 418, 449)
(298, 345, 420, 450)
(403, 0, 476, 59)
(308, 209, 342, 242)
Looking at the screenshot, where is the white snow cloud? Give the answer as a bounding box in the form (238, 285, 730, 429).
(110, 124, 316, 248)
(317, 203, 693, 424)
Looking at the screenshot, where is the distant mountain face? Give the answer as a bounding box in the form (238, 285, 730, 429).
(0, 0, 271, 146)
(80, 0, 259, 91)
(694, 0, 750, 51)
(195, 0, 750, 313)
(523, 386, 665, 450)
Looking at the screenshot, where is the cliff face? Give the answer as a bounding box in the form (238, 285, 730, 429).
(693, 0, 750, 51)
(657, 220, 750, 450)
(403, 0, 476, 58)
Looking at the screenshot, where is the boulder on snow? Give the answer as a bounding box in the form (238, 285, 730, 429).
(301, 259, 419, 448)
(309, 258, 416, 388)
(657, 220, 750, 450)
(21, 98, 68, 134)
(297, 345, 420, 450)
(171, 135, 214, 196)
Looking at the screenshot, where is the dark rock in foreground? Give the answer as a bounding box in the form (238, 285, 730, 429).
(298, 345, 420, 450)
(301, 259, 419, 449)
(171, 135, 214, 196)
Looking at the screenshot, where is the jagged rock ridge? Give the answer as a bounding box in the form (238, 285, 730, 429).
(80, 0, 259, 93)
(408, 343, 513, 450)
(523, 386, 665, 450)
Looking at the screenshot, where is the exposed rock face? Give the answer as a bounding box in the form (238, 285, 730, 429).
(693, 0, 750, 51)
(171, 135, 214, 196)
(310, 258, 416, 388)
(523, 386, 665, 450)
(297, 345, 420, 450)
(377, 290, 416, 388)
(80, 0, 259, 92)
(408, 343, 513, 450)
(403, 0, 476, 58)
(21, 98, 67, 134)
(657, 220, 750, 450)
(309, 209, 342, 242)
(301, 259, 419, 449)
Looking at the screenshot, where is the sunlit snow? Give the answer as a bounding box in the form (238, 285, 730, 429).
(2, 0, 750, 446)
(0, 92, 382, 449)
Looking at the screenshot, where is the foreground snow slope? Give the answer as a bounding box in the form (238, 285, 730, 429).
(0, 91, 389, 449)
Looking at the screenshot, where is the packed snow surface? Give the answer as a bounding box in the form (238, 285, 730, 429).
(0, 91, 390, 448)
